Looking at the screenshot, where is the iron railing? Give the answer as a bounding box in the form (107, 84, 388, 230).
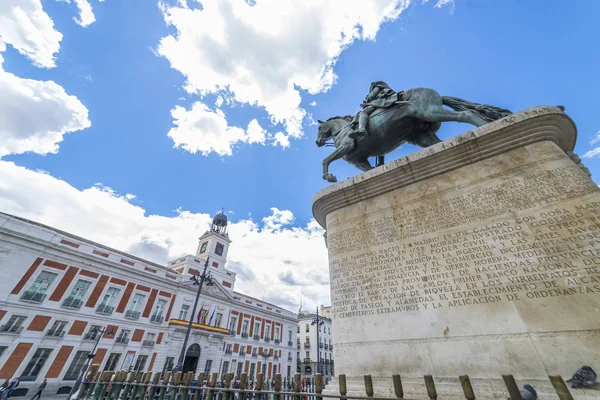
(96, 304, 114, 315)
(72, 365, 580, 400)
(150, 315, 163, 323)
(0, 325, 23, 334)
(21, 291, 46, 303)
(125, 310, 141, 320)
(45, 329, 66, 338)
(62, 297, 83, 309)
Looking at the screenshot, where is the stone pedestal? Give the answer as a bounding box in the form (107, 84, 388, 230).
(312, 107, 600, 399)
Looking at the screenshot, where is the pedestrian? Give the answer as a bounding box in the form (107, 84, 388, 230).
(31, 379, 47, 400)
(1, 378, 19, 400)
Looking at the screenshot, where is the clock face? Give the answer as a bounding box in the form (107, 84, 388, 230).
(215, 244, 224, 256)
(200, 242, 208, 253)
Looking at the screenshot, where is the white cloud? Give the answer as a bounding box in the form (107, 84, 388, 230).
(0, 162, 330, 311)
(582, 130, 600, 159)
(273, 132, 290, 148)
(434, 0, 454, 10)
(72, 0, 95, 27)
(158, 0, 410, 152)
(310, 101, 317, 107)
(0, 0, 63, 68)
(0, 54, 91, 157)
(245, 119, 267, 145)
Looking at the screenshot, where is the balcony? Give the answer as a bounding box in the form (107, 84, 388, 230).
(62, 297, 83, 309)
(150, 314, 163, 323)
(329, 344, 333, 350)
(274, 354, 279, 360)
(304, 342, 310, 348)
(125, 310, 140, 320)
(115, 337, 130, 344)
(0, 325, 23, 334)
(228, 329, 236, 336)
(142, 340, 155, 347)
(239, 350, 246, 356)
(21, 291, 46, 303)
(274, 339, 280, 344)
(287, 356, 293, 362)
(319, 343, 323, 349)
(288, 341, 293, 346)
(253, 334, 260, 341)
(45, 330, 65, 338)
(241, 332, 249, 338)
(96, 304, 114, 315)
(303, 358, 311, 363)
(225, 349, 233, 355)
(251, 352, 257, 358)
(264, 337, 270, 343)
(82, 332, 98, 341)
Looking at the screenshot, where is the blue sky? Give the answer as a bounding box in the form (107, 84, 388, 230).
(1, 0, 599, 309)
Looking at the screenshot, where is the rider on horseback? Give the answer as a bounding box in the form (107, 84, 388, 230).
(351, 81, 406, 138)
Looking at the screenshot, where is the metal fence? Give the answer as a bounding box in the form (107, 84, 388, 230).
(74, 365, 578, 400)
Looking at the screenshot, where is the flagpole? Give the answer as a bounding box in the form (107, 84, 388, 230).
(174, 257, 212, 373)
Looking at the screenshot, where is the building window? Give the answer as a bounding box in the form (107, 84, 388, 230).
(97, 287, 120, 315)
(179, 305, 190, 320)
(0, 315, 27, 334)
(200, 242, 208, 253)
(104, 353, 121, 371)
(62, 280, 91, 309)
(162, 357, 174, 378)
(22, 271, 57, 303)
(46, 320, 68, 337)
(225, 344, 232, 355)
(249, 363, 256, 380)
(305, 351, 309, 360)
(204, 360, 213, 377)
(220, 361, 230, 379)
(265, 325, 271, 342)
(64, 350, 90, 380)
(297, 326, 299, 333)
(199, 309, 208, 324)
(126, 294, 145, 320)
(253, 322, 260, 339)
(274, 326, 280, 343)
(21, 348, 53, 380)
(235, 362, 243, 379)
(134, 355, 148, 372)
(241, 320, 249, 337)
(229, 317, 237, 335)
(215, 244, 224, 256)
(150, 299, 167, 322)
(143, 333, 156, 347)
(305, 324, 309, 333)
(272, 364, 277, 378)
(215, 313, 223, 327)
(0, 346, 7, 358)
(84, 325, 102, 341)
(287, 366, 291, 380)
(288, 329, 292, 342)
(116, 329, 131, 344)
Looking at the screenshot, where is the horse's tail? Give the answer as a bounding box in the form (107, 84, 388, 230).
(442, 96, 512, 123)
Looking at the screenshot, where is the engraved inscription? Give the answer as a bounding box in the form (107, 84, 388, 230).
(328, 165, 600, 319)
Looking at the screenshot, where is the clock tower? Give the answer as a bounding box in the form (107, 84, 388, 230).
(194, 211, 235, 289)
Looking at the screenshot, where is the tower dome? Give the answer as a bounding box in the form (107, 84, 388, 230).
(211, 210, 228, 234)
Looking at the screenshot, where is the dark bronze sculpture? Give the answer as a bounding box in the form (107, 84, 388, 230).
(315, 82, 512, 182)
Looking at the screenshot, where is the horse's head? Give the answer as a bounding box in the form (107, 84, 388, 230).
(316, 119, 332, 147)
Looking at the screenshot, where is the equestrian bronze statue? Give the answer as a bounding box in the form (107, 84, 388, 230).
(315, 81, 512, 182)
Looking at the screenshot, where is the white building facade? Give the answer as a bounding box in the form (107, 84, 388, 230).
(0, 212, 297, 396)
(296, 310, 334, 382)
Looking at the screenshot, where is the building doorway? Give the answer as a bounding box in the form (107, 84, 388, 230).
(183, 343, 201, 373)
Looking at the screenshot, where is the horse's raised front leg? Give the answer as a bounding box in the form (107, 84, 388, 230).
(322, 139, 354, 183)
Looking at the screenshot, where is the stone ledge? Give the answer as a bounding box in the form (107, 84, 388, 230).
(312, 106, 576, 228)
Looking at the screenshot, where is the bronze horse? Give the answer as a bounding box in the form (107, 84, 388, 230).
(316, 87, 512, 182)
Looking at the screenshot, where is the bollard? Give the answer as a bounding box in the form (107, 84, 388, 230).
(240, 373, 248, 400)
(148, 372, 161, 400)
(424, 375, 437, 400)
(78, 364, 100, 400)
(193, 373, 205, 400)
(502, 375, 523, 400)
(549, 376, 574, 400)
(364, 375, 374, 398)
(158, 371, 172, 400)
(181, 370, 194, 400)
(224, 373, 233, 400)
(294, 373, 301, 400)
(315, 374, 323, 400)
(459, 375, 475, 400)
(339, 374, 347, 398)
(392, 375, 403, 399)
(206, 372, 218, 400)
(275, 374, 282, 400)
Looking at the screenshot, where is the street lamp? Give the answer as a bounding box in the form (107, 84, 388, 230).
(68, 325, 114, 400)
(311, 307, 324, 377)
(174, 257, 214, 373)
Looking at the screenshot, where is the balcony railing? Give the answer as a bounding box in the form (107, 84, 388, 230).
(274, 339, 280, 344)
(288, 341, 293, 346)
(125, 310, 140, 320)
(241, 332, 249, 338)
(62, 297, 83, 309)
(296, 342, 300, 348)
(253, 335, 260, 341)
(251, 352, 257, 357)
(96, 304, 114, 315)
(150, 314, 163, 323)
(274, 355, 279, 360)
(329, 344, 333, 350)
(239, 350, 246, 356)
(303, 358, 311, 362)
(288, 356, 293, 361)
(45, 330, 65, 338)
(319, 343, 323, 348)
(21, 291, 46, 303)
(228, 329, 236, 336)
(304, 342, 310, 348)
(264, 337, 270, 343)
(83, 332, 98, 341)
(225, 349, 233, 355)
(115, 337, 130, 344)
(0, 325, 23, 334)
(142, 340, 155, 347)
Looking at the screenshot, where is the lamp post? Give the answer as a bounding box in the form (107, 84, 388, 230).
(68, 325, 114, 400)
(174, 257, 213, 373)
(311, 307, 324, 377)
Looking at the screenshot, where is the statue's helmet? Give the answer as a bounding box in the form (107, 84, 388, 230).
(370, 81, 390, 92)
